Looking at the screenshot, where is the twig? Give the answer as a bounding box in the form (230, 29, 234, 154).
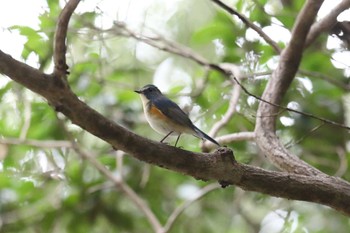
(111, 21, 210, 67)
(210, 0, 282, 54)
(76, 148, 163, 233)
(57, 119, 163, 233)
(233, 189, 260, 232)
(115, 150, 125, 179)
(335, 147, 348, 177)
(163, 183, 221, 233)
(216, 131, 255, 142)
(19, 95, 32, 140)
(285, 123, 325, 149)
(189, 68, 211, 98)
(139, 164, 151, 188)
(53, 0, 80, 76)
(298, 69, 350, 91)
(203, 131, 255, 150)
(0, 137, 72, 148)
(208, 64, 242, 137)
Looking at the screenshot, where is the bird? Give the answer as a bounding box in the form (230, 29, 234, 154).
(135, 84, 220, 147)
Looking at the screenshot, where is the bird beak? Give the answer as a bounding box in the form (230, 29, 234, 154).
(134, 89, 141, 94)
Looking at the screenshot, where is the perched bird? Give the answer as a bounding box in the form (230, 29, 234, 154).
(135, 84, 220, 147)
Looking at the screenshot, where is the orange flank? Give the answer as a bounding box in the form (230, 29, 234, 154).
(149, 104, 168, 121)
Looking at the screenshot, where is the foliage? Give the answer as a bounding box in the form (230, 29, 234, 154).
(0, 0, 350, 232)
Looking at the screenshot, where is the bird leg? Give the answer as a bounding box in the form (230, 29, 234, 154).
(160, 131, 173, 143)
(174, 134, 182, 147)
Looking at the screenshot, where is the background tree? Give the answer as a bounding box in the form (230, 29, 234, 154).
(1, 0, 350, 232)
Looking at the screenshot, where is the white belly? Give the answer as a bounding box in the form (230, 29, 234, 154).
(145, 109, 180, 136)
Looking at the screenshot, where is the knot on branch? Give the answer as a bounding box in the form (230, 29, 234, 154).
(215, 146, 236, 165)
(54, 63, 70, 76)
(210, 147, 238, 188)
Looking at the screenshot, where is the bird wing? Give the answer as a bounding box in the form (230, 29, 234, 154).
(152, 96, 194, 129)
(152, 95, 220, 146)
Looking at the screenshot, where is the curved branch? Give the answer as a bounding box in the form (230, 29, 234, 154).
(53, 0, 80, 76)
(305, 0, 350, 47)
(163, 183, 221, 232)
(208, 64, 242, 138)
(255, 0, 325, 175)
(67, 140, 163, 233)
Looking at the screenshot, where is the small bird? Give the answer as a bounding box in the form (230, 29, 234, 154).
(135, 84, 220, 147)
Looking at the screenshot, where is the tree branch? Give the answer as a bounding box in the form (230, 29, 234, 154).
(203, 131, 256, 151)
(53, 0, 80, 76)
(0, 137, 72, 148)
(58, 122, 164, 233)
(305, 0, 350, 47)
(208, 64, 242, 138)
(255, 0, 325, 175)
(210, 0, 282, 54)
(163, 183, 221, 232)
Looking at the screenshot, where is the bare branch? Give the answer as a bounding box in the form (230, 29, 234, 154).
(210, 0, 282, 54)
(285, 123, 325, 149)
(255, 0, 325, 175)
(163, 183, 221, 233)
(0, 137, 72, 148)
(203, 132, 256, 151)
(305, 0, 350, 47)
(59, 123, 163, 233)
(335, 147, 348, 177)
(298, 69, 350, 91)
(53, 0, 80, 76)
(110, 22, 210, 67)
(19, 97, 32, 139)
(208, 64, 242, 138)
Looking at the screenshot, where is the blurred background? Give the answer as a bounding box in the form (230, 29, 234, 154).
(0, 0, 350, 232)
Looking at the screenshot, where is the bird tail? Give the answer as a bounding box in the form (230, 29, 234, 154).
(194, 126, 220, 146)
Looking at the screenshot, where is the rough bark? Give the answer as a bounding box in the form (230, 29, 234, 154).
(255, 0, 326, 176)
